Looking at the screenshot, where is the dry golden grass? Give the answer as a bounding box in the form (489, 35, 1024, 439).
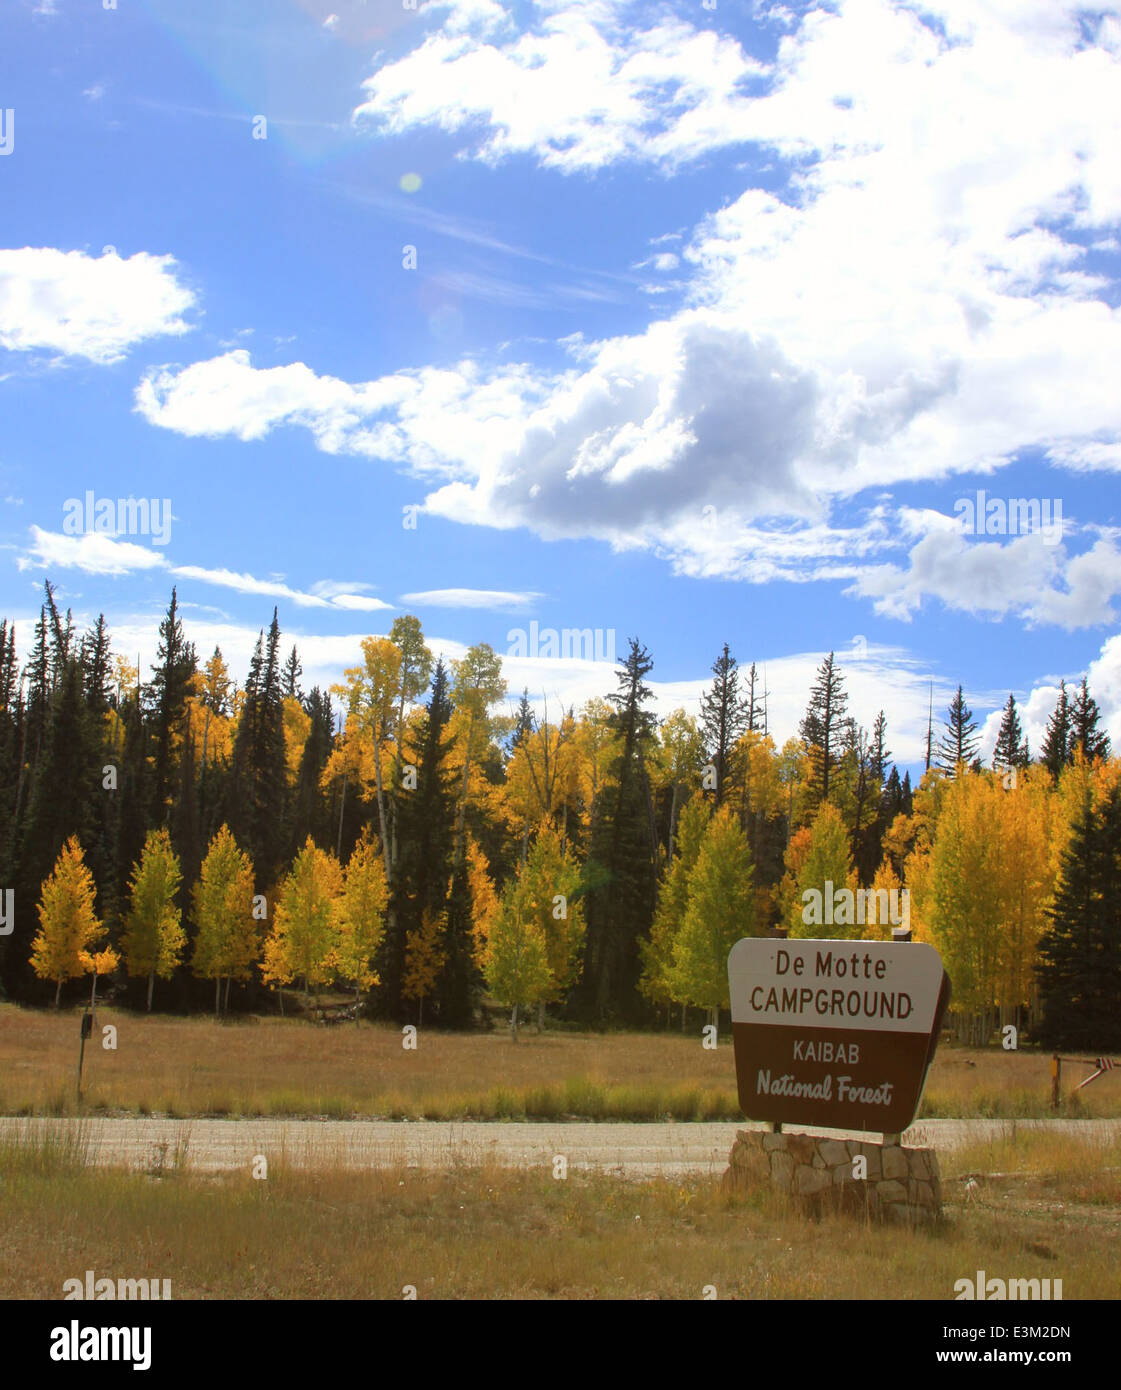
(1, 1125, 1117, 1300)
(1, 1002, 1117, 1119)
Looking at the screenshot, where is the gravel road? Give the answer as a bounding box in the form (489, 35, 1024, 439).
(3, 1116, 1119, 1179)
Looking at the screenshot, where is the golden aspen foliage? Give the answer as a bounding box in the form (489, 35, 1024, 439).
(121, 827, 185, 1011)
(786, 802, 857, 938)
(191, 825, 258, 1007)
(668, 807, 755, 1022)
(402, 906, 447, 1025)
(640, 794, 710, 1008)
(31, 836, 111, 1007)
(262, 837, 344, 998)
(336, 831, 389, 1001)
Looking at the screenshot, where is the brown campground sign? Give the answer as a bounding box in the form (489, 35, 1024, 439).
(728, 938, 951, 1134)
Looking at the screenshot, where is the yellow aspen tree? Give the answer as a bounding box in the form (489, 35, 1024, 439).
(192, 824, 258, 1017)
(654, 709, 705, 863)
(31, 836, 111, 1008)
(121, 827, 185, 1011)
(482, 875, 551, 1041)
(402, 906, 447, 1026)
(521, 823, 586, 1026)
(262, 837, 343, 1008)
(335, 831, 389, 1017)
(788, 802, 857, 938)
(450, 644, 507, 865)
(862, 858, 903, 941)
(994, 768, 1051, 1028)
(927, 772, 1004, 1043)
(333, 638, 403, 879)
(466, 834, 500, 970)
(570, 697, 620, 822)
(640, 794, 709, 1014)
(282, 695, 312, 789)
(668, 807, 755, 1028)
(81, 945, 121, 1012)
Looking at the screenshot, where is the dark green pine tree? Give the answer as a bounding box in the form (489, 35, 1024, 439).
(0, 620, 22, 984)
(115, 682, 152, 920)
(281, 645, 302, 702)
(13, 655, 102, 1000)
(1035, 787, 1121, 1051)
(436, 857, 483, 1029)
(148, 589, 197, 823)
(284, 686, 335, 859)
(76, 615, 121, 948)
(579, 639, 659, 1020)
(23, 605, 50, 778)
(228, 610, 288, 893)
(799, 651, 849, 805)
(936, 685, 979, 774)
(1070, 677, 1111, 763)
(508, 688, 534, 754)
(80, 615, 113, 717)
(900, 770, 913, 817)
(1040, 680, 1071, 776)
(382, 658, 457, 1020)
(700, 644, 748, 806)
(993, 694, 1030, 770)
(0, 619, 22, 878)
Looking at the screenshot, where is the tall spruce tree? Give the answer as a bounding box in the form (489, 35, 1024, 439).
(149, 589, 197, 821)
(937, 685, 979, 773)
(383, 659, 456, 1019)
(228, 610, 287, 892)
(993, 694, 1030, 771)
(799, 651, 849, 804)
(1070, 677, 1111, 762)
(1035, 787, 1121, 1050)
(700, 644, 748, 806)
(579, 639, 659, 1019)
(1040, 680, 1072, 776)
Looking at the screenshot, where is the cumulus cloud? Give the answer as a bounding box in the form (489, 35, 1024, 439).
(136, 1, 1121, 621)
(0, 248, 195, 363)
(849, 517, 1121, 629)
(353, 4, 768, 173)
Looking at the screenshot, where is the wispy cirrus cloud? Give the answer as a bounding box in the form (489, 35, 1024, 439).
(18, 528, 393, 611)
(399, 587, 543, 610)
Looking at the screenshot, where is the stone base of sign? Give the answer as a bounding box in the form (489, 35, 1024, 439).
(723, 1129, 942, 1226)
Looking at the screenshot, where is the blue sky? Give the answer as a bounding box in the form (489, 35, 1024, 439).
(2, 0, 1120, 775)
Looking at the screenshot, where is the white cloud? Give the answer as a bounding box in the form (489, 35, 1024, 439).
(16, 529, 394, 612)
(849, 518, 1121, 629)
(400, 588, 544, 610)
(354, 5, 768, 173)
(138, 1, 1121, 621)
(18, 527, 167, 577)
(0, 247, 195, 363)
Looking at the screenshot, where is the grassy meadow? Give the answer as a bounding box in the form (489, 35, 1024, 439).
(1, 1124, 1117, 1300)
(1, 1002, 1118, 1120)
